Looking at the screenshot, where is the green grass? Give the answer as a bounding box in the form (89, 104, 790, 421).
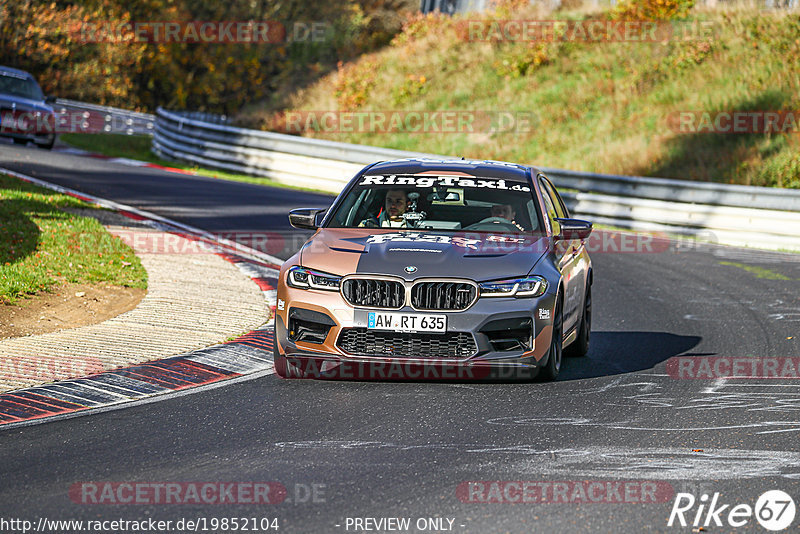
(0, 173, 147, 304)
(719, 260, 796, 280)
(60, 133, 162, 163)
(59, 133, 330, 194)
(241, 8, 800, 188)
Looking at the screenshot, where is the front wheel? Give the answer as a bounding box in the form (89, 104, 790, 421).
(565, 282, 591, 358)
(539, 297, 563, 381)
(35, 133, 56, 149)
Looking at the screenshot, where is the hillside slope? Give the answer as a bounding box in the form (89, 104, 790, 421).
(238, 3, 800, 188)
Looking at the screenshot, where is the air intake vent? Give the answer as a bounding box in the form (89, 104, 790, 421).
(411, 281, 477, 311)
(341, 278, 405, 308)
(337, 329, 477, 359)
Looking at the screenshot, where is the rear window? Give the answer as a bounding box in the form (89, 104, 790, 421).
(326, 174, 540, 233)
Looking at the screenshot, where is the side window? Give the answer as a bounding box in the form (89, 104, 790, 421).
(538, 177, 560, 235)
(540, 176, 568, 219)
(524, 199, 539, 231)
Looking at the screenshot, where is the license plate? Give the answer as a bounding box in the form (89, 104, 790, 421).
(367, 312, 446, 333)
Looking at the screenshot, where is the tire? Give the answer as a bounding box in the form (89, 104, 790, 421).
(12, 138, 27, 145)
(565, 282, 591, 358)
(539, 296, 563, 381)
(35, 138, 55, 150)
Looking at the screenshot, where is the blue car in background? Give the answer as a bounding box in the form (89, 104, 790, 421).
(0, 66, 56, 149)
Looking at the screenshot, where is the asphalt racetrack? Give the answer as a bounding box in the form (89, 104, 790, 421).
(1, 143, 800, 533)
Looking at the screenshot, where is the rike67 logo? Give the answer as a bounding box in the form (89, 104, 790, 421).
(668, 490, 796, 531)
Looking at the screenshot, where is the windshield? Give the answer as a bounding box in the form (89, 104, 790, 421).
(326, 173, 540, 233)
(0, 73, 44, 101)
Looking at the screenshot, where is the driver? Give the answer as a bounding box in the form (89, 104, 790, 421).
(490, 203, 524, 231)
(359, 189, 409, 228)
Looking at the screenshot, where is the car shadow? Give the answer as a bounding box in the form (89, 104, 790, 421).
(560, 330, 704, 380)
(275, 331, 704, 384)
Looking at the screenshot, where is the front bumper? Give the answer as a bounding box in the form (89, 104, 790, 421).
(0, 130, 55, 145)
(274, 283, 557, 379)
(0, 109, 56, 145)
(275, 354, 543, 380)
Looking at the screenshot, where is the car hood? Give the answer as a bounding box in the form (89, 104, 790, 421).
(300, 228, 548, 281)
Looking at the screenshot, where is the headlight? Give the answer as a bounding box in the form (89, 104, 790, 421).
(480, 276, 547, 298)
(287, 266, 341, 291)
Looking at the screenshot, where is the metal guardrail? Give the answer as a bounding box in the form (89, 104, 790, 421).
(54, 99, 155, 135)
(152, 107, 800, 251)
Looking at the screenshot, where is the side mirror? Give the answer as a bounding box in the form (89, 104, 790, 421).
(44, 96, 57, 104)
(554, 218, 592, 240)
(289, 208, 327, 230)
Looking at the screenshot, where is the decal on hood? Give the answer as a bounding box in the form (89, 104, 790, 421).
(365, 233, 481, 250)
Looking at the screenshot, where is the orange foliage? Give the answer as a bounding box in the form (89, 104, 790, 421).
(0, 0, 414, 113)
(611, 0, 696, 21)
